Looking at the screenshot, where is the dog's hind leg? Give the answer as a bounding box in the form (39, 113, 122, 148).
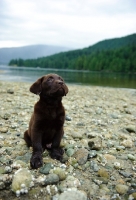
(24, 130, 32, 147)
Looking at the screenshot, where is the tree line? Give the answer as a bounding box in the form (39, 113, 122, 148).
(9, 44, 136, 72)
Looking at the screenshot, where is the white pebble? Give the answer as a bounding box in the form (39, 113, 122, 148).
(16, 190, 20, 197)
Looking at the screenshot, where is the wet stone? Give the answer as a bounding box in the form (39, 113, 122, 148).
(115, 184, 129, 195)
(88, 137, 102, 150)
(0, 127, 8, 133)
(66, 148, 75, 157)
(7, 89, 14, 94)
(73, 148, 89, 165)
(39, 163, 53, 175)
(43, 174, 59, 186)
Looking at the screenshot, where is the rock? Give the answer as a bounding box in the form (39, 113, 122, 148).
(132, 192, 136, 199)
(1, 113, 11, 120)
(58, 189, 87, 200)
(88, 183, 99, 196)
(110, 113, 119, 119)
(66, 148, 75, 157)
(115, 184, 129, 194)
(128, 154, 136, 161)
(4, 166, 12, 173)
(98, 168, 110, 179)
(88, 137, 102, 150)
(119, 171, 133, 178)
(103, 154, 116, 163)
(7, 89, 14, 94)
(12, 160, 28, 169)
(11, 168, 33, 194)
(90, 161, 99, 172)
(72, 132, 83, 139)
(0, 166, 5, 174)
(114, 162, 121, 169)
(52, 167, 67, 181)
(73, 148, 88, 165)
(88, 150, 97, 158)
(43, 174, 59, 186)
(120, 139, 133, 148)
(0, 127, 8, 133)
(65, 115, 72, 121)
(125, 125, 136, 133)
(39, 163, 53, 175)
(116, 146, 125, 151)
(76, 122, 85, 126)
(59, 176, 81, 192)
(61, 153, 69, 163)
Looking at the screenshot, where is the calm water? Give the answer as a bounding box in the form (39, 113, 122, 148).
(0, 65, 136, 89)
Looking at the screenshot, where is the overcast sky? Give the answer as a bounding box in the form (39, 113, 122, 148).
(0, 0, 136, 49)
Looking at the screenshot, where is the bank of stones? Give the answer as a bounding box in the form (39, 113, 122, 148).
(0, 81, 136, 199)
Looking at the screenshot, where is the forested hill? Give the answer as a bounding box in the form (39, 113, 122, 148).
(9, 33, 136, 72)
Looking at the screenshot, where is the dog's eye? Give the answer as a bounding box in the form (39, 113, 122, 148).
(47, 77, 53, 82)
(59, 77, 64, 82)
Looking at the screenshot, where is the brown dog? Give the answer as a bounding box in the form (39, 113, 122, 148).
(24, 74, 68, 169)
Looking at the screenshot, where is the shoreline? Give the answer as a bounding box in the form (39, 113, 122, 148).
(0, 81, 136, 199)
(0, 79, 136, 91)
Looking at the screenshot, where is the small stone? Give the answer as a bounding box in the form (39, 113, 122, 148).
(39, 163, 52, 175)
(0, 127, 8, 133)
(43, 174, 59, 186)
(98, 168, 110, 179)
(120, 139, 133, 148)
(115, 184, 129, 194)
(132, 192, 136, 199)
(58, 189, 87, 200)
(0, 166, 5, 174)
(11, 168, 33, 193)
(114, 162, 121, 169)
(4, 166, 12, 173)
(76, 122, 85, 126)
(88, 150, 97, 158)
(66, 148, 75, 157)
(110, 113, 119, 119)
(128, 154, 136, 161)
(7, 89, 14, 94)
(53, 167, 67, 181)
(90, 161, 100, 172)
(116, 146, 125, 151)
(72, 132, 83, 139)
(0, 182, 5, 189)
(1, 113, 10, 120)
(125, 125, 136, 133)
(88, 137, 102, 150)
(59, 176, 81, 192)
(65, 115, 72, 121)
(73, 148, 88, 165)
(119, 171, 133, 178)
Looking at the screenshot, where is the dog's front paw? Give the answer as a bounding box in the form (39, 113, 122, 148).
(50, 148, 64, 161)
(30, 153, 43, 169)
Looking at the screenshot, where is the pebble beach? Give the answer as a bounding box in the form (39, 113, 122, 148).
(0, 80, 136, 200)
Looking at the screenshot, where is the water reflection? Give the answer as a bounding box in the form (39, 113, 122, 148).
(0, 65, 136, 89)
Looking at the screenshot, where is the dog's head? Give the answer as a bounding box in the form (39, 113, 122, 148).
(30, 74, 68, 97)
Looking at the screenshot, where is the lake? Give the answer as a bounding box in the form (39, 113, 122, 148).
(0, 65, 136, 89)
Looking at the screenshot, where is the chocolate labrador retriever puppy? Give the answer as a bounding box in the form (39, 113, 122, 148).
(24, 74, 68, 169)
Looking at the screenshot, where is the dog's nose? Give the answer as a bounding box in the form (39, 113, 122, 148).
(57, 80, 63, 85)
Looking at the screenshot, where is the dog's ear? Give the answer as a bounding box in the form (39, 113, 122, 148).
(30, 76, 44, 95)
(64, 85, 69, 96)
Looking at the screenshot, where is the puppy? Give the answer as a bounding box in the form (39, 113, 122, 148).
(24, 74, 68, 169)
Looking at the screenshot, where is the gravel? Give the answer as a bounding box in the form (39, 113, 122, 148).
(0, 81, 136, 199)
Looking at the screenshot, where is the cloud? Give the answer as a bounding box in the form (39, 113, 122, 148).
(0, 0, 136, 48)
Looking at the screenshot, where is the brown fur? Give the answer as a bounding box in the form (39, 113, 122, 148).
(24, 74, 68, 169)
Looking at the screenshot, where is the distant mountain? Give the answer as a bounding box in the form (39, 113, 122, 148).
(0, 44, 71, 64)
(9, 33, 136, 73)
